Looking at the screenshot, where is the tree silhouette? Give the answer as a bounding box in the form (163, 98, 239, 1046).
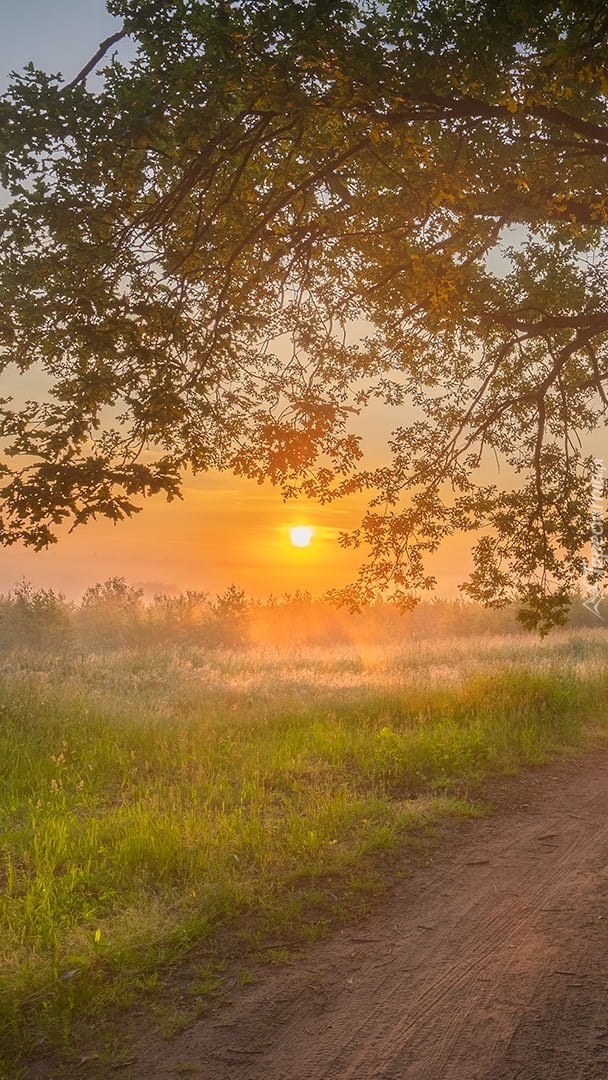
(2, 0, 608, 629)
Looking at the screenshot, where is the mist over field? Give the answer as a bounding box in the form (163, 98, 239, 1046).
(0, 577, 606, 654)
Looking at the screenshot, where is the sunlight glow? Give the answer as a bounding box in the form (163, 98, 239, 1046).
(289, 526, 314, 548)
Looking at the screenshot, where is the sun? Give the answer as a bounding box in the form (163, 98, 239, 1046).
(289, 526, 314, 548)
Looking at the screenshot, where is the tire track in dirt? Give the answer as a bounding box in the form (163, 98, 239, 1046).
(290, 814, 606, 1080)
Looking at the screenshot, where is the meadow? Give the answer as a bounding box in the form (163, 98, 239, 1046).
(1, 614, 608, 1072)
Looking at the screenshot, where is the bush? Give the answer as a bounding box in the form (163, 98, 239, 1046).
(0, 581, 73, 651)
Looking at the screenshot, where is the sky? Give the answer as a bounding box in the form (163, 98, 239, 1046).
(0, 0, 476, 601)
(0, 0, 123, 91)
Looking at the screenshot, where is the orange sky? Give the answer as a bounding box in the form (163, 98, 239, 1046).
(0, 470, 475, 601)
(1, 356, 477, 601)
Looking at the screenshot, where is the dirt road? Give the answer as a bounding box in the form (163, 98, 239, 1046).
(30, 745, 608, 1079)
(114, 745, 608, 1080)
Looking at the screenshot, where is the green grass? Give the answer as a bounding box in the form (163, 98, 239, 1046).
(0, 629, 607, 1070)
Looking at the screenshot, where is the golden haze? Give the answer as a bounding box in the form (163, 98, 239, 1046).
(0, 470, 473, 600)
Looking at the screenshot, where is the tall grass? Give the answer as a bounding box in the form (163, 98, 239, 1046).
(0, 629, 607, 1070)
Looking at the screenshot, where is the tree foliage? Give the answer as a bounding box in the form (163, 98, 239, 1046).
(2, 0, 608, 629)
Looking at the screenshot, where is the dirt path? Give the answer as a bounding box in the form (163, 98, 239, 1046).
(34, 745, 608, 1078)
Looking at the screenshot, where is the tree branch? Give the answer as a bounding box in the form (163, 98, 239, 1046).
(412, 94, 608, 148)
(66, 29, 127, 90)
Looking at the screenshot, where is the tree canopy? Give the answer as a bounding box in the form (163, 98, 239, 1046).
(2, 0, 608, 630)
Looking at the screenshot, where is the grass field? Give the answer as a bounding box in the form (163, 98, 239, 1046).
(1, 628, 607, 1072)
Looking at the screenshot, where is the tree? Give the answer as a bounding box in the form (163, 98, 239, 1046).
(77, 576, 144, 647)
(2, 0, 608, 631)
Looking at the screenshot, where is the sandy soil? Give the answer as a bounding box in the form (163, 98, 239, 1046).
(32, 745, 608, 1079)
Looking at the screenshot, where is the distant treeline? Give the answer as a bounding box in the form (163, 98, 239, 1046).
(0, 578, 606, 652)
